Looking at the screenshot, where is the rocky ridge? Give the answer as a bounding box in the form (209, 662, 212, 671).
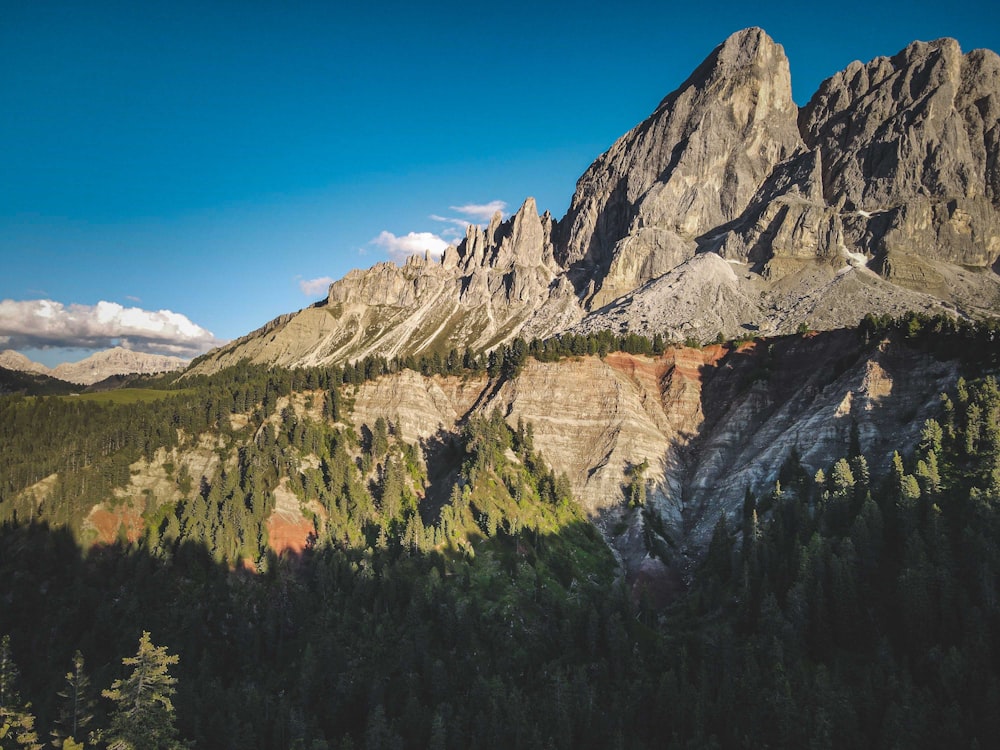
(195, 198, 583, 373)
(187, 28, 1000, 377)
(0, 350, 49, 374)
(1, 347, 189, 386)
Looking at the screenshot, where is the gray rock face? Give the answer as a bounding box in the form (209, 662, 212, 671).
(0, 347, 188, 385)
(714, 148, 846, 271)
(189, 28, 1000, 379)
(50, 347, 189, 385)
(800, 38, 1000, 268)
(557, 27, 803, 307)
(193, 198, 582, 374)
(0, 350, 49, 375)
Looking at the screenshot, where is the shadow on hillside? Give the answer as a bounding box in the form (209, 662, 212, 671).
(417, 427, 465, 524)
(673, 327, 974, 542)
(0, 505, 622, 750)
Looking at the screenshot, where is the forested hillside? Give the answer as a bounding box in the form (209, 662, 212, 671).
(1, 319, 1000, 748)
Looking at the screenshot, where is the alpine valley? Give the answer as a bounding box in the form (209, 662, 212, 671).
(2, 28, 1000, 750)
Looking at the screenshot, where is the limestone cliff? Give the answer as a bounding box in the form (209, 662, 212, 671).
(557, 27, 803, 307)
(192, 198, 582, 375)
(799, 38, 1000, 278)
(1, 347, 188, 386)
(0, 350, 49, 375)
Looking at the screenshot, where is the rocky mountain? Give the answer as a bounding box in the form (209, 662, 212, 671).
(194, 197, 582, 373)
(557, 27, 803, 307)
(1, 347, 189, 386)
(52, 347, 189, 385)
(0, 349, 48, 374)
(188, 28, 1000, 377)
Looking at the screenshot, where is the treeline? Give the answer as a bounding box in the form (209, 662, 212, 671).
(336, 310, 1000, 383)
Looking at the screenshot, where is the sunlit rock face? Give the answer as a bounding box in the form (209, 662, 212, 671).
(557, 28, 804, 307)
(188, 28, 1000, 380)
(798, 38, 1000, 280)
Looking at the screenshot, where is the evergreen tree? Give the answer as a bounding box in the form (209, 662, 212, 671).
(102, 632, 182, 750)
(0, 637, 40, 750)
(0, 637, 18, 716)
(51, 651, 94, 749)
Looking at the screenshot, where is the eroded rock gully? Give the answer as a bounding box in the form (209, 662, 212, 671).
(350, 332, 958, 593)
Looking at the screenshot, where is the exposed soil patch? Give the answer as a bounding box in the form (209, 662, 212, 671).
(266, 480, 315, 556)
(87, 505, 143, 544)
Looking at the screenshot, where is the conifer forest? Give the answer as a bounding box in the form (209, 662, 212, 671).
(2, 317, 1000, 748)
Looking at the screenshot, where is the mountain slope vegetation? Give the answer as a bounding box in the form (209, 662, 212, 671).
(1, 320, 999, 747)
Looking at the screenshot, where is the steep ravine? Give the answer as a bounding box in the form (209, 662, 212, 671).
(350, 331, 960, 591)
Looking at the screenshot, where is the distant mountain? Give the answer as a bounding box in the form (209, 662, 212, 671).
(51, 347, 189, 385)
(189, 28, 999, 376)
(0, 349, 49, 375)
(0, 346, 189, 386)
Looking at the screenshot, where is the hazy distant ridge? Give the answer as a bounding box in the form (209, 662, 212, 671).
(0, 346, 189, 385)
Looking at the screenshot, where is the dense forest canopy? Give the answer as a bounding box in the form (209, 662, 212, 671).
(1, 314, 999, 748)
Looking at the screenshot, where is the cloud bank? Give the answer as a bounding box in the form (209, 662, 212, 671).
(299, 276, 335, 297)
(0, 299, 222, 357)
(449, 201, 507, 222)
(371, 199, 508, 263)
(371, 231, 450, 262)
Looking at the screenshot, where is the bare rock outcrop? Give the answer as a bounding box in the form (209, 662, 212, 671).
(800, 38, 1000, 270)
(0, 350, 49, 375)
(0, 346, 188, 386)
(191, 198, 583, 375)
(347, 332, 958, 587)
(557, 27, 803, 307)
(713, 149, 847, 271)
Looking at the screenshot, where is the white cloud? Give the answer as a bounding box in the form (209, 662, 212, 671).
(429, 214, 474, 228)
(0, 299, 223, 358)
(449, 200, 507, 222)
(371, 231, 450, 262)
(299, 276, 335, 297)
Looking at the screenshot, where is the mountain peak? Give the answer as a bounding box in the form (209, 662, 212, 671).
(715, 26, 778, 65)
(558, 25, 801, 306)
(0, 350, 49, 375)
(187, 28, 1000, 377)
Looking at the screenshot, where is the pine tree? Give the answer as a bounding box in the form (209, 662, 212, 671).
(0, 637, 18, 716)
(0, 636, 41, 750)
(102, 632, 182, 750)
(51, 651, 94, 748)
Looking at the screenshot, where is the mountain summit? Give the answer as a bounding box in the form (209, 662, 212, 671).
(557, 27, 803, 306)
(190, 28, 1000, 375)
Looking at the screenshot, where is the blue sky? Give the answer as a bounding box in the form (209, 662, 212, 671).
(2, 0, 997, 366)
